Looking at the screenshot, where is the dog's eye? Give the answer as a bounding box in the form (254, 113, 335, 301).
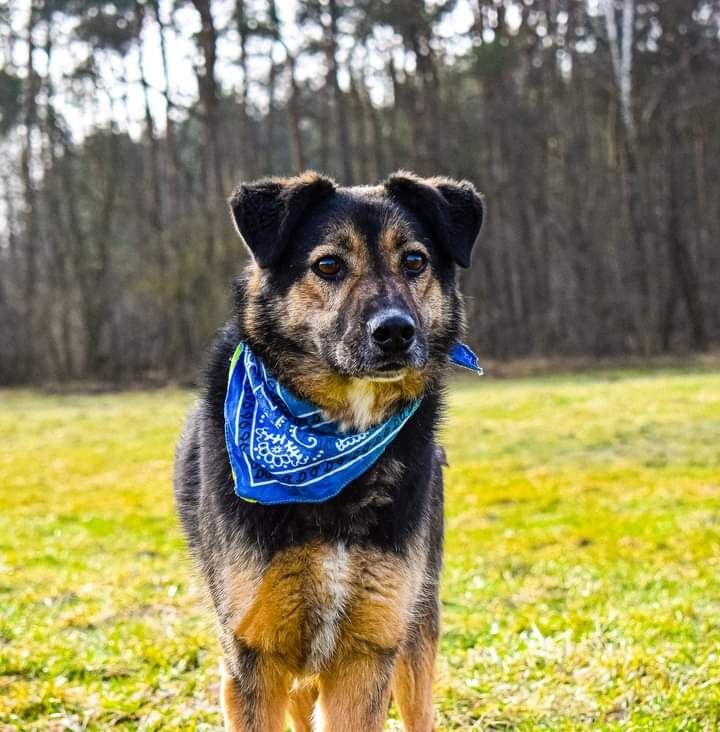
(312, 255, 344, 279)
(402, 251, 427, 274)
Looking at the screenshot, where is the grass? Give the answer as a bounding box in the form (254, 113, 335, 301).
(1, 369, 719, 730)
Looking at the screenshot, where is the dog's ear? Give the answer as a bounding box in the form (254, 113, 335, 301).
(229, 171, 337, 268)
(384, 172, 484, 268)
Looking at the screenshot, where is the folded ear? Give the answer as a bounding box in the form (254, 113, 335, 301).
(384, 171, 485, 268)
(229, 171, 337, 268)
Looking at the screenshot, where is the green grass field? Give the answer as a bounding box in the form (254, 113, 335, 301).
(1, 370, 720, 730)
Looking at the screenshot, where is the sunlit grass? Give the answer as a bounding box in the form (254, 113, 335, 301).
(1, 370, 719, 730)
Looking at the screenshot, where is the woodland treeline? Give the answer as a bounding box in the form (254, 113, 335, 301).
(1, 1, 719, 384)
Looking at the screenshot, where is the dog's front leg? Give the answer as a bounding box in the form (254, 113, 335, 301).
(391, 627, 438, 732)
(315, 652, 396, 732)
(220, 654, 289, 732)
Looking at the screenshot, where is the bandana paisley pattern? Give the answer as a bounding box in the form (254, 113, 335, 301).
(224, 341, 482, 505)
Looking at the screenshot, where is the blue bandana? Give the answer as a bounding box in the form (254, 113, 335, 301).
(224, 342, 482, 505)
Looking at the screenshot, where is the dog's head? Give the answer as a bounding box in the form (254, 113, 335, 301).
(230, 171, 484, 429)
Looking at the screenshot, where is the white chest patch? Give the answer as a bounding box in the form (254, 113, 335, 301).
(342, 379, 377, 432)
(307, 542, 351, 672)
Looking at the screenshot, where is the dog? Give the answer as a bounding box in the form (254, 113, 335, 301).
(174, 171, 484, 731)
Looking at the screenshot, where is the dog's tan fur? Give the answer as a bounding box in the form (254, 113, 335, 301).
(219, 534, 432, 731)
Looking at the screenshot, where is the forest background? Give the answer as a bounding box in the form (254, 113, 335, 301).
(1, 0, 719, 383)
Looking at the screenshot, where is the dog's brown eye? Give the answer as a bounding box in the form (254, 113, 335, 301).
(313, 255, 344, 279)
(402, 251, 427, 274)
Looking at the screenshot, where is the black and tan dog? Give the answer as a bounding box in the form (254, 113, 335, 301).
(174, 171, 484, 731)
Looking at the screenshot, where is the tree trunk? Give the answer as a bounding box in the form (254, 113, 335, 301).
(191, 0, 224, 230)
(285, 51, 305, 172)
(349, 74, 370, 181)
(21, 1, 41, 376)
(665, 121, 707, 351)
(327, 0, 353, 184)
(136, 2, 163, 234)
(235, 0, 253, 178)
(266, 59, 277, 173)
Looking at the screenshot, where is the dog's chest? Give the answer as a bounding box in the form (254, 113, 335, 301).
(223, 541, 423, 673)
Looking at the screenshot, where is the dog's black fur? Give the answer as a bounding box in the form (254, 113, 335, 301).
(174, 171, 483, 731)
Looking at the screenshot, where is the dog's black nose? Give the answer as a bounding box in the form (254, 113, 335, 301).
(369, 311, 416, 353)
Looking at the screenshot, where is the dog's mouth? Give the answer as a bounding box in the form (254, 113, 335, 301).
(364, 367, 407, 382)
(322, 337, 429, 382)
(359, 357, 414, 380)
